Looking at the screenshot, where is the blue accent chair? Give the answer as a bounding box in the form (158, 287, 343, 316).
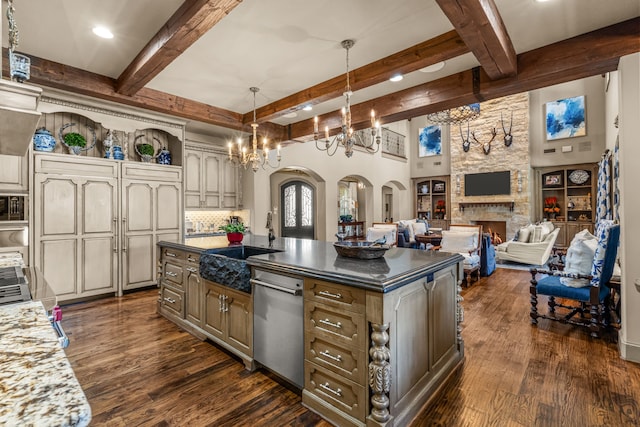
(529, 220, 620, 338)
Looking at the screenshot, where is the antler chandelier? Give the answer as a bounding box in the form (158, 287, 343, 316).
(228, 87, 281, 172)
(426, 103, 481, 125)
(313, 39, 380, 158)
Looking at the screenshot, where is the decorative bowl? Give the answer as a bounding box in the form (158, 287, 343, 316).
(333, 241, 390, 259)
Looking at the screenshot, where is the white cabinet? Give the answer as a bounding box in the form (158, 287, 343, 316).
(33, 153, 182, 301)
(0, 153, 28, 191)
(184, 145, 239, 209)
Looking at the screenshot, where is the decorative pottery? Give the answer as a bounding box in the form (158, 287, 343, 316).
(112, 146, 125, 160)
(226, 232, 244, 244)
(33, 127, 56, 152)
(103, 130, 118, 159)
(157, 147, 171, 165)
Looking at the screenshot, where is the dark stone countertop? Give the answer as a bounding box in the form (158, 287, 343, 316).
(159, 234, 463, 293)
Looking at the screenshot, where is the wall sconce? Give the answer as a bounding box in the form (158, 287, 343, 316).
(516, 170, 523, 193)
(456, 175, 461, 195)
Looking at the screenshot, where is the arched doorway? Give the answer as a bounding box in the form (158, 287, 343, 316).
(281, 180, 315, 239)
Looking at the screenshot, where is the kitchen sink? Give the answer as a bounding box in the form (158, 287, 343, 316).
(199, 246, 283, 293)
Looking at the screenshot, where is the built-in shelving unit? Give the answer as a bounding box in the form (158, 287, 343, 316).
(414, 176, 450, 229)
(536, 163, 597, 248)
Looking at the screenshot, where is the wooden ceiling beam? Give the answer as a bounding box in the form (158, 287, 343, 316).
(115, 0, 242, 96)
(288, 17, 639, 140)
(436, 0, 517, 79)
(2, 48, 287, 140)
(242, 30, 470, 124)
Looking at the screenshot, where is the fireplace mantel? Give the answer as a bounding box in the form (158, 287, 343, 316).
(459, 201, 515, 212)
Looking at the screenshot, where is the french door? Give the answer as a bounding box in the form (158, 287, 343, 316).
(281, 180, 314, 239)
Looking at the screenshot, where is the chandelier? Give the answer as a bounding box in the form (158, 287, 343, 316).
(314, 39, 380, 158)
(228, 87, 281, 172)
(426, 103, 481, 125)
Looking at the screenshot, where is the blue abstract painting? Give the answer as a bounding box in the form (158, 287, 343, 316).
(546, 95, 586, 141)
(418, 125, 442, 157)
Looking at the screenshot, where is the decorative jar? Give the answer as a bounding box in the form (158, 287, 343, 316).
(226, 232, 244, 244)
(157, 147, 171, 165)
(112, 146, 125, 160)
(33, 127, 56, 152)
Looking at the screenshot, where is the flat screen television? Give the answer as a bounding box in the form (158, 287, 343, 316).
(464, 171, 511, 196)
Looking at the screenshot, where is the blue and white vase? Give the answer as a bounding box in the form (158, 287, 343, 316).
(33, 127, 56, 152)
(112, 145, 125, 160)
(157, 147, 171, 165)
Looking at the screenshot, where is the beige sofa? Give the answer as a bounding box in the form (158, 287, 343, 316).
(496, 223, 560, 266)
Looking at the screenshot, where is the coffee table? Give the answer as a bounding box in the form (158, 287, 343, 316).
(415, 232, 442, 248)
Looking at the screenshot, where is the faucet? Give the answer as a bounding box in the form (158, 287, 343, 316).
(266, 211, 275, 248)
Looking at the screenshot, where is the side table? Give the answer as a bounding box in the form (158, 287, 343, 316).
(415, 232, 442, 248)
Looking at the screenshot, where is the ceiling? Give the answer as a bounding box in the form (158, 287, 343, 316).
(2, 0, 639, 139)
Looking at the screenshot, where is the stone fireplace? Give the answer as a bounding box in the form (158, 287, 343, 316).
(450, 93, 531, 239)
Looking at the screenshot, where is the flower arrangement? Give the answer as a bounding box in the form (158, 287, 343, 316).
(63, 132, 87, 147)
(435, 200, 446, 219)
(544, 196, 561, 218)
(218, 223, 245, 233)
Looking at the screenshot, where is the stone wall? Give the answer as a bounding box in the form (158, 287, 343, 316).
(450, 93, 530, 239)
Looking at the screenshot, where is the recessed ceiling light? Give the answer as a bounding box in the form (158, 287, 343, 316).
(302, 105, 313, 111)
(283, 112, 298, 119)
(419, 61, 446, 73)
(389, 74, 403, 82)
(92, 26, 114, 39)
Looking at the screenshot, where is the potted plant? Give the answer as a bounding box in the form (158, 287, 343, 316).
(219, 222, 245, 244)
(137, 143, 155, 162)
(63, 132, 87, 155)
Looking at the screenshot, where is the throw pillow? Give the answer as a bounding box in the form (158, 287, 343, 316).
(410, 221, 427, 237)
(440, 230, 477, 253)
(530, 225, 546, 243)
(561, 229, 598, 288)
(518, 225, 533, 243)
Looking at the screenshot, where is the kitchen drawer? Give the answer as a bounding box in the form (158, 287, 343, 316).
(161, 285, 184, 318)
(162, 247, 185, 261)
(163, 261, 184, 289)
(306, 334, 366, 385)
(305, 361, 366, 421)
(304, 278, 365, 314)
(185, 252, 200, 266)
(305, 301, 365, 348)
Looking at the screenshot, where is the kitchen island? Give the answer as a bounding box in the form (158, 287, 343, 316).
(157, 235, 464, 427)
(0, 267, 91, 427)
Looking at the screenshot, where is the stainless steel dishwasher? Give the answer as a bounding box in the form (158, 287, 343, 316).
(251, 268, 304, 388)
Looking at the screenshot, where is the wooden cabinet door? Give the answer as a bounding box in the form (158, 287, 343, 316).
(121, 179, 155, 290)
(156, 182, 182, 231)
(225, 288, 252, 355)
(80, 178, 118, 294)
(221, 155, 237, 209)
(203, 281, 225, 340)
(0, 153, 28, 191)
(185, 266, 202, 326)
(202, 152, 221, 208)
(184, 150, 202, 209)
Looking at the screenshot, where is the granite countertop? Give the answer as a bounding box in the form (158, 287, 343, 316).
(0, 301, 91, 426)
(159, 234, 463, 293)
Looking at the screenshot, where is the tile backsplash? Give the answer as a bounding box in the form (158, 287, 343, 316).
(185, 210, 250, 233)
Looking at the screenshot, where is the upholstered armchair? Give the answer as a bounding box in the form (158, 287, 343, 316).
(529, 220, 620, 338)
(439, 224, 483, 286)
(366, 223, 398, 246)
(496, 222, 559, 266)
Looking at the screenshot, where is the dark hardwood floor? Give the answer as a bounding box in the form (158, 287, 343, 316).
(61, 268, 640, 426)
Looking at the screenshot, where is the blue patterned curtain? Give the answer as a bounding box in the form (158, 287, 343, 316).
(596, 150, 612, 221)
(614, 138, 620, 222)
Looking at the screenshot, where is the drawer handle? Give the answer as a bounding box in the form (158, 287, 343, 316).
(319, 318, 342, 329)
(318, 290, 343, 300)
(166, 271, 178, 277)
(319, 350, 342, 363)
(319, 382, 342, 397)
(163, 297, 176, 304)
(187, 256, 197, 262)
(165, 252, 177, 258)
(186, 267, 198, 273)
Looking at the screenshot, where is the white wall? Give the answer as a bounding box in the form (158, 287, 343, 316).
(618, 53, 640, 362)
(529, 75, 606, 167)
(243, 139, 413, 241)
